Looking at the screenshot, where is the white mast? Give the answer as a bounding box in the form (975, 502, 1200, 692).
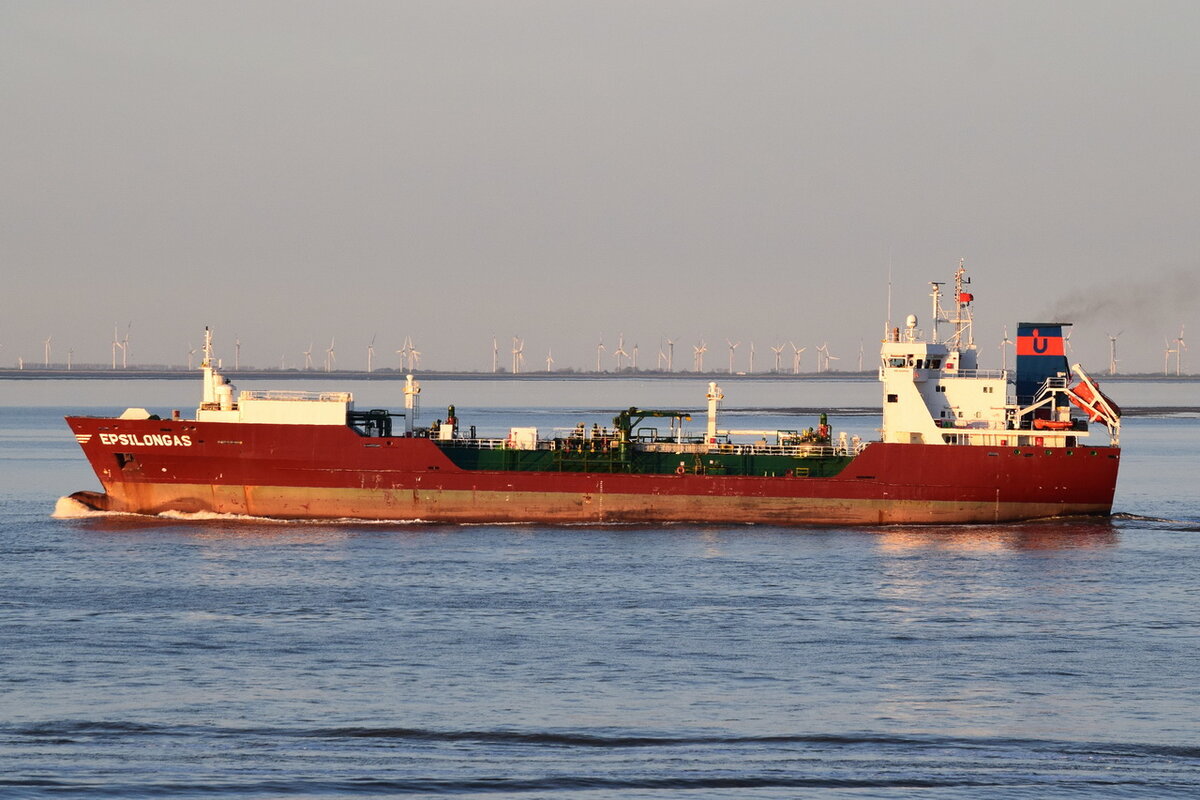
(706, 381, 723, 443)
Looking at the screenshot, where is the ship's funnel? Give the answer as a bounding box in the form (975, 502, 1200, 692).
(1015, 322, 1069, 404)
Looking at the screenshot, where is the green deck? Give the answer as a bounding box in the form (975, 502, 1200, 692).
(437, 442, 854, 478)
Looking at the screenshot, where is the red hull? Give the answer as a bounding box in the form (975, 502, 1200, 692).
(65, 417, 1120, 525)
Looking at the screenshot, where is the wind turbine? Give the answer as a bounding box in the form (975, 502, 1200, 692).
(367, 334, 376, 373)
(816, 343, 829, 373)
(1164, 338, 1175, 376)
(492, 336, 499, 373)
(790, 343, 806, 375)
(726, 339, 740, 374)
(857, 340, 864, 372)
(398, 336, 418, 371)
(511, 336, 524, 374)
(67, 348, 73, 370)
(613, 334, 630, 371)
(111, 324, 122, 369)
(407, 337, 421, 371)
(234, 336, 241, 370)
(304, 342, 315, 370)
(596, 338, 606, 372)
(826, 347, 841, 371)
(187, 343, 197, 370)
(324, 338, 336, 372)
(748, 341, 756, 374)
(1174, 325, 1187, 375)
(1000, 326, 1014, 372)
(43, 336, 52, 368)
(1105, 331, 1122, 375)
(665, 338, 676, 372)
(656, 341, 668, 371)
(632, 342, 639, 370)
(693, 340, 707, 372)
(545, 348, 554, 373)
(770, 343, 785, 373)
(122, 327, 130, 368)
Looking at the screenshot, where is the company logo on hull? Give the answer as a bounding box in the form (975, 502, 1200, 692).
(75, 434, 93, 444)
(98, 432, 193, 447)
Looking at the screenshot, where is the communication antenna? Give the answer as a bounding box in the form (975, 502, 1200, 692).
(885, 255, 893, 340)
(202, 327, 214, 368)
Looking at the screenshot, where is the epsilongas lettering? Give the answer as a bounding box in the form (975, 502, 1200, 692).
(98, 433, 193, 447)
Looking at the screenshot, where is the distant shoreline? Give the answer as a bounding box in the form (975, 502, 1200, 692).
(1, 368, 1196, 382)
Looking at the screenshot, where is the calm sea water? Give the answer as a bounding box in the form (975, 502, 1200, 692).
(2, 378, 1199, 798)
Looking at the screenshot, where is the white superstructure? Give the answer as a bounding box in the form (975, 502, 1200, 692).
(879, 263, 1119, 448)
(194, 328, 354, 425)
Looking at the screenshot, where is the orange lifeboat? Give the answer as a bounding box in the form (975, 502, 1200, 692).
(1033, 419, 1074, 431)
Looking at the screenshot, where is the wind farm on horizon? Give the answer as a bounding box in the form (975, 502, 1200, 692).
(1, 325, 1193, 379)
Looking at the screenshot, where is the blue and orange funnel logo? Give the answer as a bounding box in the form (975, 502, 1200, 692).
(1015, 323, 1070, 403)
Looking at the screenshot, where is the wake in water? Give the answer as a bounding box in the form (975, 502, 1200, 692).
(50, 496, 432, 526)
(6, 721, 1199, 797)
(1112, 512, 1200, 531)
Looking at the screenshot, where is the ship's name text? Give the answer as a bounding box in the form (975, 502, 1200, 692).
(98, 433, 193, 447)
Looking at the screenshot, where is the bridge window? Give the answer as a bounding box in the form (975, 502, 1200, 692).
(887, 394, 899, 403)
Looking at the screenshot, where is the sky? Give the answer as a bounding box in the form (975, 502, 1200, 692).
(2, 1, 1197, 374)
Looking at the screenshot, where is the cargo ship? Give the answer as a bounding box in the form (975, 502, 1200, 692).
(64, 265, 1121, 525)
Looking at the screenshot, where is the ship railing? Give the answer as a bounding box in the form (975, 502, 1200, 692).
(239, 389, 353, 403)
(436, 437, 870, 457)
(435, 437, 510, 450)
(945, 368, 1007, 380)
(705, 442, 861, 458)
